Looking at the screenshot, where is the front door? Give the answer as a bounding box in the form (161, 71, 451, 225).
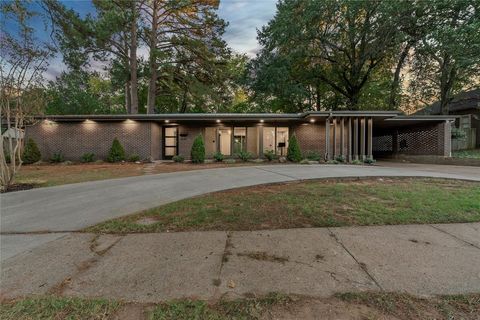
(163, 126, 178, 159)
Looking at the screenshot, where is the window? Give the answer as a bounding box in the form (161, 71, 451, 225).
(276, 127, 289, 156)
(233, 127, 246, 154)
(263, 127, 289, 155)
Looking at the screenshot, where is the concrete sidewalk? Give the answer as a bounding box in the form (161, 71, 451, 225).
(1, 223, 479, 302)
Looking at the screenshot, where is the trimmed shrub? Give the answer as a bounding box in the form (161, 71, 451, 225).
(22, 138, 41, 164)
(287, 134, 302, 162)
(107, 138, 126, 163)
(236, 150, 252, 162)
(352, 159, 363, 165)
(128, 154, 140, 162)
(191, 135, 205, 163)
(364, 158, 376, 165)
(304, 150, 321, 161)
(335, 155, 346, 163)
(172, 155, 185, 163)
(264, 150, 276, 161)
(50, 152, 64, 163)
(81, 152, 95, 163)
(213, 152, 224, 162)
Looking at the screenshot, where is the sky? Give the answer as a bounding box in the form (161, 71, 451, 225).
(2, 0, 278, 80)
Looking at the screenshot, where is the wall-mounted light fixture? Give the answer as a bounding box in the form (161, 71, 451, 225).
(164, 120, 170, 123)
(260, 119, 264, 123)
(216, 119, 221, 123)
(310, 118, 315, 123)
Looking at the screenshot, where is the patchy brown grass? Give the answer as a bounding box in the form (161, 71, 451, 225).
(2, 292, 478, 320)
(15, 161, 267, 188)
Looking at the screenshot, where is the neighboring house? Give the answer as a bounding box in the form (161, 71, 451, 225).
(25, 111, 454, 162)
(415, 89, 480, 149)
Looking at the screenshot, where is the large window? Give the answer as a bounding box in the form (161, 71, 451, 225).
(233, 127, 246, 154)
(276, 127, 289, 156)
(263, 127, 289, 155)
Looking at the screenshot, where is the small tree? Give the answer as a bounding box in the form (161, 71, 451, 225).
(107, 138, 126, 162)
(1, 1, 54, 190)
(287, 134, 302, 162)
(191, 135, 205, 163)
(22, 138, 41, 164)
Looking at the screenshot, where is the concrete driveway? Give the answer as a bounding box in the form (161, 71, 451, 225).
(2, 163, 480, 234)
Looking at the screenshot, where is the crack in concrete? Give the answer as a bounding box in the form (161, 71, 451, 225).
(253, 167, 299, 181)
(428, 225, 480, 250)
(327, 228, 383, 291)
(212, 231, 232, 296)
(49, 234, 124, 295)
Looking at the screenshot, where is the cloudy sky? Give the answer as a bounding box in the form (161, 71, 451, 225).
(11, 0, 277, 80)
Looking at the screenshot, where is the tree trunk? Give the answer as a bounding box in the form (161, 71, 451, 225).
(439, 54, 456, 115)
(129, 3, 139, 114)
(125, 81, 132, 113)
(389, 42, 412, 109)
(147, 0, 158, 114)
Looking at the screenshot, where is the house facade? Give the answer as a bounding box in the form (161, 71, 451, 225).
(25, 111, 454, 162)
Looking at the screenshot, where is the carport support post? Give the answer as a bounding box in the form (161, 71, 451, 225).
(360, 117, 366, 160)
(340, 118, 345, 158)
(348, 117, 352, 162)
(367, 117, 373, 160)
(353, 118, 359, 160)
(333, 117, 337, 158)
(325, 117, 330, 160)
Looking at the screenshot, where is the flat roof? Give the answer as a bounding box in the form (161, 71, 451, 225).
(38, 111, 406, 122)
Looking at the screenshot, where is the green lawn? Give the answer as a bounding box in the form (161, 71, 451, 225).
(2, 292, 478, 320)
(453, 149, 480, 159)
(0, 296, 119, 320)
(87, 178, 480, 234)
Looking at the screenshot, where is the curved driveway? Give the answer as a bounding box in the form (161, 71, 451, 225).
(2, 163, 480, 233)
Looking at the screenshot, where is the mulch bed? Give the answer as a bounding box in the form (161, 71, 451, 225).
(1, 183, 35, 193)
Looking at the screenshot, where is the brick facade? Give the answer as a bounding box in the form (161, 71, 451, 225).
(25, 116, 452, 162)
(373, 121, 451, 157)
(26, 120, 158, 161)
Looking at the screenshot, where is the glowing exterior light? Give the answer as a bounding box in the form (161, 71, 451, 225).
(310, 118, 315, 123)
(216, 119, 221, 123)
(260, 119, 264, 123)
(165, 120, 170, 123)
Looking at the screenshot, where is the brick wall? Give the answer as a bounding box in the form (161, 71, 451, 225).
(373, 121, 451, 157)
(25, 120, 159, 161)
(177, 125, 203, 159)
(291, 123, 326, 156)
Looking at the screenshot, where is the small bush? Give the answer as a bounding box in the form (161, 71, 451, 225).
(50, 152, 64, 163)
(128, 154, 140, 162)
(451, 128, 467, 140)
(264, 150, 276, 161)
(22, 138, 41, 164)
(191, 135, 205, 163)
(236, 150, 253, 162)
(335, 155, 346, 163)
(81, 152, 95, 163)
(326, 159, 339, 164)
(213, 152, 224, 162)
(304, 150, 321, 161)
(172, 155, 184, 163)
(352, 159, 363, 165)
(364, 158, 376, 165)
(107, 138, 126, 163)
(287, 134, 302, 162)
(300, 159, 310, 164)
